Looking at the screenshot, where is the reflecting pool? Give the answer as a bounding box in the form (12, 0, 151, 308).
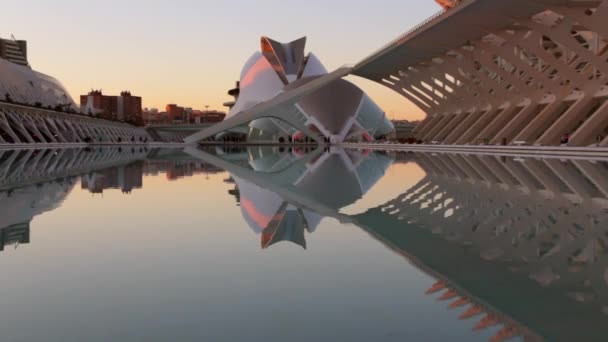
(0, 146, 607, 341)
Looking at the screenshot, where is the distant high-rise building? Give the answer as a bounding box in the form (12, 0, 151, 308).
(0, 38, 28, 67)
(81, 162, 143, 194)
(0, 222, 30, 251)
(143, 108, 168, 124)
(80, 90, 116, 119)
(165, 104, 226, 124)
(81, 90, 142, 124)
(117, 91, 143, 124)
(166, 104, 185, 122)
(0, 36, 77, 110)
(192, 110, 226, 124)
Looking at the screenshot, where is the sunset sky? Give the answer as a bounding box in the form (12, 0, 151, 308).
(3, 0, 440, 120)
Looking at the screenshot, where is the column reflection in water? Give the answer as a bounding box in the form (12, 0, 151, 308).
(354, 153, 608, 342)
(0, 146, 228, 252)
(2, 146, 608, 341)
(191, 147, 608, 342)
(0, 146, 150, 252)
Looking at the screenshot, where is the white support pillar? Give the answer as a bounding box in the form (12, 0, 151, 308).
(570, 99, 608, 146)
(5, 111, 35, 143)
(536, 86, 602, 145)
(444, 109, 482, 144)
(455, 108, 500, 145)
(422, 114, 456, 142)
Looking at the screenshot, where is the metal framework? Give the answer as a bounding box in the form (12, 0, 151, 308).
(0, 103, 150, 144)
(365, 152, 608, 341)
(0, 146, 150, 190)
(353, 0, 608, 146)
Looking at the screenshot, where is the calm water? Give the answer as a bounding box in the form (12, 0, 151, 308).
(0, 146, 607, 342)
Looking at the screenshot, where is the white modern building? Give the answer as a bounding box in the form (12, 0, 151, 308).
(187, 0, 608, 148)
(213, 37, 394, 143)
(0, 37, 149, 144)
(0, 39, 76, 111)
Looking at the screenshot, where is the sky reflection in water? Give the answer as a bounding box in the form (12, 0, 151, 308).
(0, 146, 607, 341)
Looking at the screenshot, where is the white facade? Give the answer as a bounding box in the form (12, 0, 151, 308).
(215, 37, 394, 143)
(0, 58, 76, 110)
(353, 0, 608, 147)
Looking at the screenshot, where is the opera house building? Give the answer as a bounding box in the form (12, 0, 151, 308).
(220, 37, 394, 143)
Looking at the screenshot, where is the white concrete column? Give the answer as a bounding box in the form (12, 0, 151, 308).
(513, 96, 569, 144)
(475, 105, 522, 144)
(455, 108, 500, 145)
(570, 98, 608, 146)
(5, 111, 34, 143)
(0, 111, 21, 143)
(415, 115, 444, 139)
(443, 109, 482, 144)
(536, 87, 602, 145)
(412, 116, 433, 134)
(431, 113, 463, 142)
(422, 114, 457, 142)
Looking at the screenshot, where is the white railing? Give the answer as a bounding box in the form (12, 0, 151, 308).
(357, 9, 447, 67)
(355, 0, 475, 69)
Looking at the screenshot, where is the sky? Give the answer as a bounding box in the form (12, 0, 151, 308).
(3, 0, 440, 120)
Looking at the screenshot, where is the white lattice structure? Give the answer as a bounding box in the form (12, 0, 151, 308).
(189, 0, 608, 147)
(0, 147, 150, 190)
(353, 0, 608, 146)
(0, 103, 149, 144)
(356, 153, 608, 341)
(186, 146, 608, 340)
(0, 38, 150, 145)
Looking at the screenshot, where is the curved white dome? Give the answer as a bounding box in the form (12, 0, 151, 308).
(356, 95, 394, 137)
(229, 54, 285, 116)
(0, 58, 76, 109)
(224, 37, 394, 143)
(230, 49, 329, 117)
(301, 53, 328, 78)
(239, 52, 263, 81)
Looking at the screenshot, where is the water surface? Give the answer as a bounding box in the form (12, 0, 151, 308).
(0, 146, 607, 341)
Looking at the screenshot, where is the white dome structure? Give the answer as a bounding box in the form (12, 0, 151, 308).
(224, 37, 394, 143)
(0, 57, 76, 110)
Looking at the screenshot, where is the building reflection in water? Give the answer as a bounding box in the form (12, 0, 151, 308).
(81, 162, 144, 194)
(3, 145, 608, 341)
(188, 147, 608, 342)
(0, 146, 225, 250)
(356, 153, 608, 342)
(0, 179, 75, 251)
(214, 146, 392, 249)
(0, 147, 142, 251)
